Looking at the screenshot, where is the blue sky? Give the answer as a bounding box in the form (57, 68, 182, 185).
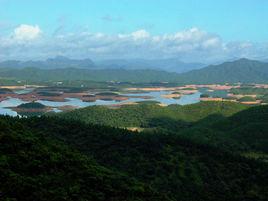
(0, 0, 268, 62)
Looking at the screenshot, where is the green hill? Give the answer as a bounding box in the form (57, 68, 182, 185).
(56, 102, 268, 158)
(1, 105, 268, 200)
(0, 67, 180, 83)
(1, 101, 268, 200)
(177, 58, 268, 84)
(17, 102, 46, 109)
(1, 59, 268, 84)
(19, 116, 268, 201)
(163, 105, 268, 160)
(55, 101, 248, 129)
(0, 117, 161, 201)
(212, 105, 268, 152)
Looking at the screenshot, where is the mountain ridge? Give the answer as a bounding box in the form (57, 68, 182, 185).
(1, 58, 268, 84)
(0, 56, 95, 69)
(0, 56, 205, 73)
(177, 58, 268, 84)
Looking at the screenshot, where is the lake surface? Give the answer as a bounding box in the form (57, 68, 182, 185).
(122, 91, 201, 105)
(0, 91, 202, 116)
(13, 88, 35, 95)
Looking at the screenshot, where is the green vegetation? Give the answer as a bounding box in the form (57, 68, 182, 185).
(17, 102, 46, 109)
(15, 102, 48, 117)
(225, 96, 237, 100)
(136, 100, 161, 104)
(57, 102, 268, 158)
(95, 92, 119, 96)
(36, 86, 89, 93)
(180, 87, 196, 90)
(211, 105, 268, 154)
(238, 96, 256, 102)
(230, 87, 268, 103)
(200, 93, 209, 98)
(1, 59, 268, 84)
(0, 117, 159, 201)
(37, 91, 62, 96)
(176, 106, 268, 158)
(56, 102, 248, 129)
(230, 87, 268, 95)
(171, 91, 181, 94)
(177, 58, 268, 84)
(260, 94, 268, 103)
(0, 67, 180, 83)
(0, 78, 24, 86)
(20, 115, 268, 201)
(206, 89, 228, 98)
(1, 102, 268, 200)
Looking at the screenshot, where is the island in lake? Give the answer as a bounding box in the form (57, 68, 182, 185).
(11, 102, 51, 116)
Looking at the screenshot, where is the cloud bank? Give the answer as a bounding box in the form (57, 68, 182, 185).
(0, 24, 267, 63)
(13, 24, 42, 41)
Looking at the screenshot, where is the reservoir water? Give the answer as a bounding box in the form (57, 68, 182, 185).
(0, 91, 202, 116)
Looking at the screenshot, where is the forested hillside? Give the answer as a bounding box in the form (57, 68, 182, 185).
(177, 58, 268, 84)
(57, 102, 268, 159)
(1, 103, 268, 200)
(0, 67, 179, 83)
(1, 59, 268, 84)
(22, 116, 268, 201)
(56, 102, 248, 129)
(0, 116, 160, 201)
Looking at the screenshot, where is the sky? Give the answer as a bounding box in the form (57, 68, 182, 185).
(0, 0, 268, 63)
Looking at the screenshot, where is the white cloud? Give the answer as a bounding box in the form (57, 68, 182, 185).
(13, 24, 42, 41)
(131, 30, 150, 40)
(0, 26, 267, 62)
(118, 29, 150, 40)
(172, 27, 207, 42)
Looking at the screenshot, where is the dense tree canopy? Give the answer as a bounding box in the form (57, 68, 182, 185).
(1, 102, 268, 200)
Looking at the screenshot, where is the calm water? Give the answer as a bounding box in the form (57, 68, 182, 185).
(123, 91, 201, 105)
(14, 88, 34, 94)
(0, 98, 28, 117)
(0, 91, 201, 116)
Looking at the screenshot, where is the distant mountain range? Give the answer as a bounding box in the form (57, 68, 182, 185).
(0, 58, 268, 84)
(178, 58, 268, 84)
(0, 56, 205, 73)
(0, 56, 95, 69)
(0, 68, 179, 83)
(95, 58, 205, 73)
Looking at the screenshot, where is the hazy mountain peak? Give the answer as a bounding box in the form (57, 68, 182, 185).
(234, 58, 258, 63)
(47, 56, 70, 62)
